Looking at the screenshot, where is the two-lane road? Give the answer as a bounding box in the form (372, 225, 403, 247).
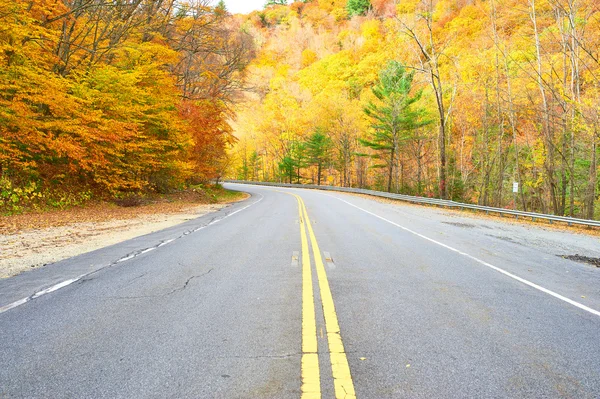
(1, 183, 599, 398)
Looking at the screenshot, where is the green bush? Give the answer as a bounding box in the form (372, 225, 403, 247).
(0, 176, 93, 214)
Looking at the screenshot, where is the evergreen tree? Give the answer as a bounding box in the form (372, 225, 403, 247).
(346, 0, 371, 16)
(278, 141, 305, 183)
(305, 128, 332, 186)
(361, 61, 432, 192)
(278, 155, 295, 184)
(215, 0, 227, 14)
(265, 0, 288, 7)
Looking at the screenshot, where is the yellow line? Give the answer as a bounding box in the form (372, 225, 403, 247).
(300, 198, 356, 399)
(272, 188, 355, 398)
(297, 195, 321, 399)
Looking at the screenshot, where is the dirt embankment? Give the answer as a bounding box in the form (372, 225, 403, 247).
(0, 190, 248, 278)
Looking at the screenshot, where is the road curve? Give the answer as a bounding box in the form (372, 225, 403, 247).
(1, 183, 599, 398)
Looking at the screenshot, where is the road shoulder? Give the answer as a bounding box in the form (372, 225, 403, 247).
(0, 191, 257, 310)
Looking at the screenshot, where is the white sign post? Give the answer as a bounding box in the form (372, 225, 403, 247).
(512, 182, 519, 193)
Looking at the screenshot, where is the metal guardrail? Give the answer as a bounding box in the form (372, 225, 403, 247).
(225, 180, 600, 228)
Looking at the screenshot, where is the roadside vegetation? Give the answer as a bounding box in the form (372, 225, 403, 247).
(0, 184, 246, 234)
(230, 0, 600, 221)
(0, 0, 252, 215)
(2, 0, 599, 222)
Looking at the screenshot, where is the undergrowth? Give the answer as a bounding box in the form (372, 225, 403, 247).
(1, 178, 245, 215)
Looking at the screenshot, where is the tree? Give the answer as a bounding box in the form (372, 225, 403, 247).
(346, 0, 371, 16)
(278, 155, 298, 183)
(399, 2, 454, 199)
(248, 151, 262, 180)
(361, 61, 431, 192)
(0, 0, 253, 212)
(305, 128, 333, 185)
(278, 141, 305, 183)
(216, 0, 227, 13)
(180, 99, 236, 183)
(229, 0, 600, 220)
(265, 0, 288, 6)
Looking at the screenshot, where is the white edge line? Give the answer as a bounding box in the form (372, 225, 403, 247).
(0, 297, 30, 314)
(116, 254, 135, 263)
(325, 193, 600, 318)
(158, 238, 175, 247)
(0, 194, 264, 315)
(31, 277, 82, 299)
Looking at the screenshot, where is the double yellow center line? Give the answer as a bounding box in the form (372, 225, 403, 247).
(291, 193, 356, 399)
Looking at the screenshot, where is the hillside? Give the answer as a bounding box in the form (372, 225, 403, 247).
(229, 0, 600, 219)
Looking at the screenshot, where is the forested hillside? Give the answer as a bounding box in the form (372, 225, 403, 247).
(231, 0, 600, 219)
(0, 0, 252, 212)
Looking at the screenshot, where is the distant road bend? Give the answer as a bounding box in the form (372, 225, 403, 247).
(1, 182, 599, 398)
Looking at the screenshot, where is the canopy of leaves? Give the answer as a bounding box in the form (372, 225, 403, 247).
(0, 0, 254, 211)
(230, 0, 600, 219)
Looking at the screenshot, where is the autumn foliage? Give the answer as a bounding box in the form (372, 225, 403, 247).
(4, 0, 600, 220)
(0, 0, 253, 212)
(231, 0, 600, 220)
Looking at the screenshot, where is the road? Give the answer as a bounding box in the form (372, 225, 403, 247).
(1, 183, 599, 398)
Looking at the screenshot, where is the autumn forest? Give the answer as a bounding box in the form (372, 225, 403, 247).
(2, 0, 600, 220)
(1, 0, 252, 211)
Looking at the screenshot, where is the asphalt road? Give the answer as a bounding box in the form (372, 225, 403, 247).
(1, 183, 599, 398)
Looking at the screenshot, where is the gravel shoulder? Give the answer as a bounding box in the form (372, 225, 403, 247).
(0, 195, 247, 278)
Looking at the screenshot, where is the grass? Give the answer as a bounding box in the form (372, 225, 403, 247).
(200, 184, 248, 203)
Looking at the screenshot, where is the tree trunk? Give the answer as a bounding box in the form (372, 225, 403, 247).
(491, 0, 505, 208)
(400, 159, 405, 193)
(586, 135, 597, 220)
(439, 117, 448, 199)
(400, 14, 448, 199)
(417, 142, 423, 196)
(502, 32, 526, 211)
(317, 162, 322, 186)
(531, 0, 559, 214)
(387, 147, 395, 193)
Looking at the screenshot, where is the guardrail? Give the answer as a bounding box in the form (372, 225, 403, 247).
(225, 180, 600, 228)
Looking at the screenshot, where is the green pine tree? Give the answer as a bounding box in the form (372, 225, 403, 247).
(361, 61, 432, 192)
(346, 0, 371, 16)
(279, 141, 305, 183)
(265, 0, 288, 7)
(215, 0, 227, 13)
(305, 128, 333, 186)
